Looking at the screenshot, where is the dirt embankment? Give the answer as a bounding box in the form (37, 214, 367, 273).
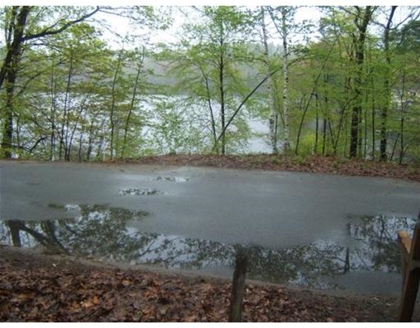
(116, 154, 420, 183)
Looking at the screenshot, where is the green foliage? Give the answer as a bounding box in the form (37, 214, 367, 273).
(391, 19, 420, 53)
(159, 6, 258, 154)
(1, 6, 420, 163)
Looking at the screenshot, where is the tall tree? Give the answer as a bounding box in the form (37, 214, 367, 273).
(0, 6, 100, 158)
(260, 6, 279, 154)
(379, 6, 397, 161)
(348, 6, 376, 158)
(166, 6, 254, 154)
(268, 6, 299, 154)
(280, 7, 291, 153)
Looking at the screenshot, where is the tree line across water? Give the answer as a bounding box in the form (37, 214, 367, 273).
(0, 6, 419, 164)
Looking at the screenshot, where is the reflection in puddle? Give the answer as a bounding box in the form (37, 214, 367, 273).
(119, 188, 165, 196)
(152, 176, 190, 182)
(0, 206, 416, 294)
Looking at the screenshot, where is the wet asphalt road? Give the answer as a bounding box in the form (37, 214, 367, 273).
(1, 160, 419, 250)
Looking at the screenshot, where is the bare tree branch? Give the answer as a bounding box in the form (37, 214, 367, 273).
(23, 6, 100, 42)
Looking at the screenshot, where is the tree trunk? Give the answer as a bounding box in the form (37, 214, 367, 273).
(59, 49, 73, 160)
(1, 6, 31, 158)
(363, 97, 368, 158)
(399, 114, 405, 164)
(213, 66, 284, 153)
(86, 122, 95, 161)
(349, 6, 374, 158)
(399, 91, 405, 165)
(261, 7, 278, 154)
(67, 94, 88, 162)
(0, 6, 31, 91)
(371, 73, 376, 160)
(380, 6, 397, 161)
(281, 7, 290, 153)
(6, 220, 22, 247)
(219, 52, 226, 155)
(295, 93, 315, 155)
(1, 6, 99, 159)
(50, 57, 57, 161)
(2, 94, 14, 158)
(314, 93, 319, 154)
(110, 50, 123, 160)
(322, 118, 327, 155)
(200, 65, 218, 152)
(2, 50, 20, 158)
(122, 48, 144, 159)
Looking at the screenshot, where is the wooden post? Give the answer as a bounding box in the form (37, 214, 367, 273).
(397, 212, 420, 322)
(228, 248, 248, 322)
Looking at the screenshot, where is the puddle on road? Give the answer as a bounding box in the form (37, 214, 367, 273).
(119, 188, 165, 196)
(0, 206, 416, 294)
(151, 176, 190, 182)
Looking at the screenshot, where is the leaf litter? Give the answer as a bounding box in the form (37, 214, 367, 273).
(1, 246, 419, 322)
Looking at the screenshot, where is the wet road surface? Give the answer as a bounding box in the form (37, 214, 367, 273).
(1, 160, 419, 294)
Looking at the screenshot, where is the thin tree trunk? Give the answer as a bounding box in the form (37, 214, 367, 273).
(122, 48, 144, 159)
(50, 57, 57, 161)
(295, 41, 336, 155)
(86, 121, 96, 161)
(399, 73, 406, 164)
(380, 6, 397, 161)
(96, 127, 105, 161)
(110, 49, 124, 160)
(399, 113, 405, 164)
(314, 93, 319, 154)
(371, 73, 376, 160)
(95, 119, 107, 161)
(363, 96, 368, 159)
(281, 7, 290, 153)
(60, 49, 74, 161)
(334, 111, 345, 155)
(322, 118, 327, 155)
(295, 93, 315, 154)
(390, 133, 399, 162)
(322, 74, 329, 155)
(2, 82, 15, 158)
(67, 94, 89, 161)
(199, 65, 218, 152)
(78, 125, 84, 162)
(213, 65, 285, 152)
(261, 6, 278, 154)
(358, 106, 363, 158)
(343, 248, 351, 274)
(219, 49, 226, 155)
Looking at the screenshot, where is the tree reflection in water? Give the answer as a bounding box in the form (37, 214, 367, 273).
(0, 205, 416, 290)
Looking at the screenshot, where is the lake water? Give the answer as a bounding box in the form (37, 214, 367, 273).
(20, 93, 273, 160)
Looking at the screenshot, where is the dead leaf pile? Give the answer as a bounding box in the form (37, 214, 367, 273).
(1, 246, 413, 322)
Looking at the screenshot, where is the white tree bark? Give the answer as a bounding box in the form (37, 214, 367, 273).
(281, 7, 290, 153)
(261, 6, 278, 154)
